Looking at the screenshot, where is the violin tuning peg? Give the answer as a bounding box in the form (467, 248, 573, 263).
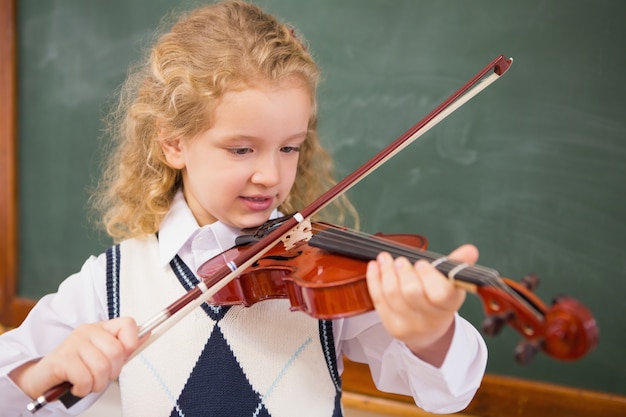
(514, 339, 541, 365)
(482, 315, 508, 336)
(521, 273, 540, 291)
(551, 294, 568, 306)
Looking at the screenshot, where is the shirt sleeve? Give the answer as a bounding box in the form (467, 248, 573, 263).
(0, 254, 110, 416)
(335, 311, 487, 414)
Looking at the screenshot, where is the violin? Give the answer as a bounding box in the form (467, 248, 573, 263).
(29, 55, 598, 412)
(200, 218, 598, 364)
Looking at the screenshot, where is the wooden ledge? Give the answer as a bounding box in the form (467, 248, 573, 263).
(342, 359, 626, 417)
(343, 391, 478, 416)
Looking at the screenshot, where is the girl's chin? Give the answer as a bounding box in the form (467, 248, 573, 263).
(226, 212, 275, 230)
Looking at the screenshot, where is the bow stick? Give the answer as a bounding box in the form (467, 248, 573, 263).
(28, 54, 513, 412)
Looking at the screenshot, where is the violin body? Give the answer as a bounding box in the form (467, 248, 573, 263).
(200, 222, 427, 320)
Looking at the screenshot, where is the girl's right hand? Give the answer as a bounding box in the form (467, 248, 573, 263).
(9, 317, 141, 399)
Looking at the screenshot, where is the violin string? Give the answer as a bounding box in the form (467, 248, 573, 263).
(309, 224, 496, 285)
(307, 224, 525, 301)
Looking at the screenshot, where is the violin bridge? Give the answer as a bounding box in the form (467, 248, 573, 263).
(281, 218, 313, 250)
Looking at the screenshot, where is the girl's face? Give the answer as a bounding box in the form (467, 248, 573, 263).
(161, 82, 311, 228)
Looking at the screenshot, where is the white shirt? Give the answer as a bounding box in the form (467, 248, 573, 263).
(0, 191, 487, 416)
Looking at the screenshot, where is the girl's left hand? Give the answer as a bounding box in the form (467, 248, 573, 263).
(366, 244, 479, 367)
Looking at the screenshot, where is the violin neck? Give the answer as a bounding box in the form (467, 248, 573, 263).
(308, 228, 501, 292)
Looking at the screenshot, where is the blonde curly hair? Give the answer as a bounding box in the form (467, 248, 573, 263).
(90, 0, 355, 241)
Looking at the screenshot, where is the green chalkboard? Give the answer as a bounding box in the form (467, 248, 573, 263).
(17, 0, 626, 396)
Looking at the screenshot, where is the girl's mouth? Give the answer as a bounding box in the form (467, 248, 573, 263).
(240, 195, 274, 212)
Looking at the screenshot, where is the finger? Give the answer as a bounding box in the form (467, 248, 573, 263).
(394, 256, 425, 309)
(377, 252, 402, 303)
(366, 253, 398, 316)
(366, 256, 385, 307)
(72, 319, 140, 394)
(74, 338, 113, 394)
(102, 317, 141, 358)
(447, 244, 479, 264)
(66, 359, 96, 397)
(55, 327, 104, 396)
(415, 260, 466, 311)
(89, 330, 128, 381)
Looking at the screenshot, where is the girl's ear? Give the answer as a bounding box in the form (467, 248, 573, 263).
(160, 138, 186, 169)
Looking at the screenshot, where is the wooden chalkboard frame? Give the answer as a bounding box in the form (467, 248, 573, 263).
(1, 1, 625, 414)
(0, 0, 33, 327)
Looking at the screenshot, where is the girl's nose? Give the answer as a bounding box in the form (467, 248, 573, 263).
(251, 154, 281, 187)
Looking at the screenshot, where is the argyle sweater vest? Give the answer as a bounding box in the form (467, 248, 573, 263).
(105, 236, 343, 417)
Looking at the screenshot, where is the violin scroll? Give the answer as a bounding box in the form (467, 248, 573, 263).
(476, 275, 598, 364)
(540, 296, 599, 361)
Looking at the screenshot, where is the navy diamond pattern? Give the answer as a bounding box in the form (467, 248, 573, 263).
(169, 324, 271, 417)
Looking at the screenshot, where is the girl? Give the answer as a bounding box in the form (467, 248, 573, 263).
(0, 1, 486, 416)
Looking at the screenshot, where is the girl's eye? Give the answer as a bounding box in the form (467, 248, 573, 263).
(281, 146, 301, 153)
(229, 147, 252, 155)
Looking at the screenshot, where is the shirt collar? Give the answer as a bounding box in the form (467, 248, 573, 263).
(158, 189, 280, 268)
(158, 189, 200, 267)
